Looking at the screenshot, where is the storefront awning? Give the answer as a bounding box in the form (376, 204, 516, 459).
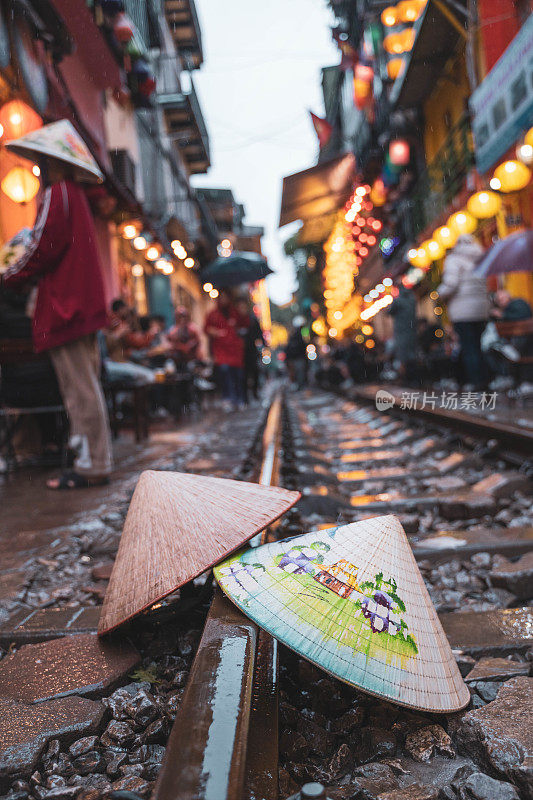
(391, 0, 464, 110)
(279, 152, 356, 227)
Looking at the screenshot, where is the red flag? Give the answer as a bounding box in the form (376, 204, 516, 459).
(309, 111, 333, 148)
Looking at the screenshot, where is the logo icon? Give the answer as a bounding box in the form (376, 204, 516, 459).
(375, 389, 395, 411)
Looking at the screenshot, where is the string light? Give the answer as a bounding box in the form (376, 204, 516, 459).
(203, 282, 213, 292)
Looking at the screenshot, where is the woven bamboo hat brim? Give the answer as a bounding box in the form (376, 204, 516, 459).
(215, 514, 470, 713)
(6, 119, 104, 183)
(98, 470, 300, 635)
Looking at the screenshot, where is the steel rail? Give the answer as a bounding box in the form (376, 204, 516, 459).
(152, 393, 284, 800)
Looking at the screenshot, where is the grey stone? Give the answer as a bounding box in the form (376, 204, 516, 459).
(0, 696, 104, 781)
(71, 750, 104, 775)
(67, 737, 98, 759)
(376, 784, 439, 799)
(456, 677, 533, 797)
(471, 681, 500, 703)
(489, 553, 533, 600)
(351, 762, 399, 797)
(99, 720, 135, 748)
(465, 657, 530, 683)
(110, 775, 152, 797)
(456, 772, 519, 800)
(404, 725, 454, 762)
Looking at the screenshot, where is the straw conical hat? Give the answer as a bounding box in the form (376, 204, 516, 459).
(215, 514, 469, 712)
(98, 470, 300, 635)
(5, 120, 103, 183)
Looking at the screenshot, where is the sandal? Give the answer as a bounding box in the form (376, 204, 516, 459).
(46, 470, 110, 490)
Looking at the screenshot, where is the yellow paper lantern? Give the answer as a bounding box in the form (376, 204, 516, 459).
(467, 190, 502, 219)
(422, 238, 445, 261)
(381, 6, 398, 26)
(387, 58, 404, 80)
(401, 27, 416, 51)
(383, 33, 405, 55)
(433, 225, 457, 249)
(1, 166, 40, 204)
(397, 0, 424, 21)
(447, 210, 477, 235)
(407, 246, 431, 269)
(493, 160, 531, 193)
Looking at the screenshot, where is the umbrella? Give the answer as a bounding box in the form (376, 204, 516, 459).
(215, 514, 470, 713)
(202, 251, 273, 287)
(5, 119, 104, 183)
(98, 470, 300, 635)
(474, 230, 533, 278)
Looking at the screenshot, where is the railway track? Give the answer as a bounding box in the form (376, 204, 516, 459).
(3, 387, 531, 800)
(153, 387, 533, 800)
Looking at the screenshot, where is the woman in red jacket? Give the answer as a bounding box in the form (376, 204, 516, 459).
(1, 156, 113, 489)
(204, 289, 247, 410)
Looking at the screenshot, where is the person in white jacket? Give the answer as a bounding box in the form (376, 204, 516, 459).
(437, 234, 489, 389)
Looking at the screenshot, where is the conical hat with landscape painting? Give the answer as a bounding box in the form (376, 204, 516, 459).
(215, 514, 469, 712)
(98, 470, 300, 635)
(5, 119, 103, 183)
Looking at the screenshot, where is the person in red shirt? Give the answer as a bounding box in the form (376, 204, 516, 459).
(204, 289, 247, 409)
(1, 159, 113, 489)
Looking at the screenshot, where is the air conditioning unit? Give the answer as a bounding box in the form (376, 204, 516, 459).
(109, 149, 137, 195)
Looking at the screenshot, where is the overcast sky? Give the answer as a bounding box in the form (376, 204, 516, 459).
(192, 0, 338, 305)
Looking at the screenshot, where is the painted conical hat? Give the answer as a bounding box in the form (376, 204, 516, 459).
(5, 120, 103, 183)
(215, 514, 469, 712)
(98, 471, 300, 635)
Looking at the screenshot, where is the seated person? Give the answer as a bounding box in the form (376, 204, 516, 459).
(167, 306, 201, 368)
(102, 299, 155, 384)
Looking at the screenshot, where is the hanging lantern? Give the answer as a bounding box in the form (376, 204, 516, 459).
(387, 58, 404, 80)
(353, 64, 373, 109)
(146, 244, 162, 261)
(383, 33, 405, 55)
(389, 139, 410, 166)
(397, 0, 423, 22)
(433, 225, 457, 249)
(517, 140, 533, 166)
(493, 160, 531, 193)
(447, 210, 477, 235)
(407, 246, 431, 269)
(422, 238, 445, 261)
(0, 100, 42, 140)
(113, 12, 134, 43)
(467, 190, 502, 219)
(370, 177, 387, 206)
(1, 166, 40, 203)
(401, 28, 416, 51)
(120, 220, 140, 239)
(381, 6, 398, 26)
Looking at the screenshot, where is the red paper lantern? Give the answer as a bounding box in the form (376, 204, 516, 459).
(0, 100, 42, 140)
(114, 12, 134, 43)
(389, 139, 410, 166)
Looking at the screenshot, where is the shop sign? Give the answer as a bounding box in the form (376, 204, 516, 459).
(469, 16, 533, 174)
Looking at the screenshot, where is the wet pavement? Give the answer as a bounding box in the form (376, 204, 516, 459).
(0, 401, 269, 798)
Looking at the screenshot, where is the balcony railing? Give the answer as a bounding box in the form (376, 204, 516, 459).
(164, 0, 203, 69)
(404, 113, 475, 238)
(158, 73, 210, 175)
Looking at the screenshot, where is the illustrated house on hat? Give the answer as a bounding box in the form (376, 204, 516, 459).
(215, 515, 470, 713)
(98, 470, 300, 635)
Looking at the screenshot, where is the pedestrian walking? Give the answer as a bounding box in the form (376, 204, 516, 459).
(1, 120, 113, 488)
(285, 316, 308, 389)
(437, 234, 489, 389)
(388, 285, 417, 384)
(235, 298, 265, 403)
(204, 289, 246, 410)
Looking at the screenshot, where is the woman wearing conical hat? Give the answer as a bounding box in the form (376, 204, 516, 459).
(0, 120, 113, 489)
